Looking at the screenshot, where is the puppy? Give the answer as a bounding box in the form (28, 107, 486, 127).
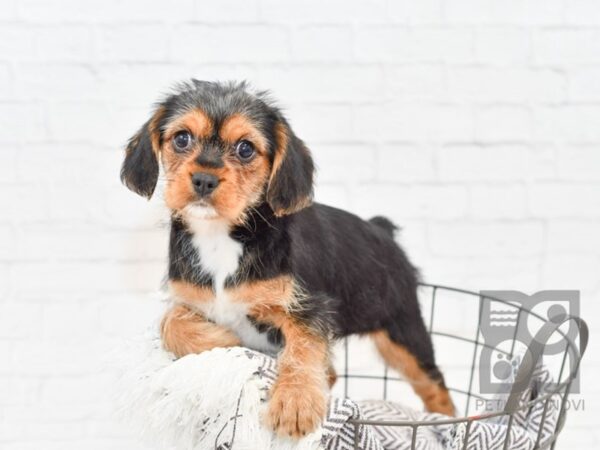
(121, 80, 454, 437)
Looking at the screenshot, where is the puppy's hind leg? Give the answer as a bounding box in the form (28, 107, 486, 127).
(327, 362, 338, 388)
(371, 329, 455, 416)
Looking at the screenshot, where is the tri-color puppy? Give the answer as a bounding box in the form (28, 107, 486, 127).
(121, 80, 454, 437)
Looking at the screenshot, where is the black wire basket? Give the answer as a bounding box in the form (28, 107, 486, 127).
(335, 283, 589, 450)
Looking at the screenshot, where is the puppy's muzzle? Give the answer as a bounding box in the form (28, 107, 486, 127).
(191, 172, 219, 198)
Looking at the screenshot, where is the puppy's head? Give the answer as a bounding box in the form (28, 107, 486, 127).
(121, 80, 314, 224)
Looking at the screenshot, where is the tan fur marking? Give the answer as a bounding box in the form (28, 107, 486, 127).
(228, 276, 327, 436)
(226, 276, 296, 312)
(267, 122, 312, 217)
(165, 276, 328, 435)
(160, 304, 241, 358)
(371, 330, 455, 416)
(266, 122, 288, 217)
(327, 363, 338, 388)
(163, 108, 212, 141)
(162, 112, 271, 225)
(267, 318, 328, 437)
(124, 105, 165, 164)
(219, 114, 268, 154)
(148, 106, 166, 155)
(271, 122, 288, 176)
(169, 280, 214, 305)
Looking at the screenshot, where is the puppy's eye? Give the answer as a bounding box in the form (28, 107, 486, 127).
(235, 140, 255, 161)
(173, 131, 192, 152)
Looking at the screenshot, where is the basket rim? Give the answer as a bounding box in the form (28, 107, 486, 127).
(341, 282, 587, 433)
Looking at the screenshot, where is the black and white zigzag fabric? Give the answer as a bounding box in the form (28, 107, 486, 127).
(442, 364, 560, 450)
(118, 337, 560, 450)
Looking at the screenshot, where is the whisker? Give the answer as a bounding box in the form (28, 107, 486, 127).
(250, 206, 278, 231)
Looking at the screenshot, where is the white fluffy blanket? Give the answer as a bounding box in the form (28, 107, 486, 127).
(117, 335, 384, 450)
(117, 334, 559, 450)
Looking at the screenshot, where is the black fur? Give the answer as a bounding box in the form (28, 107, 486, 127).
(369, 215, 399, 237)
(121, 119, 159, 198)
(122, 80, 314, 212)
(127, 80, 443, 383)
(168, 201, 439, 377)
(266, 127, 314, 214)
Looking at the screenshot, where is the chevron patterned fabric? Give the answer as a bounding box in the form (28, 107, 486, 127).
(118, 336, 561, 450)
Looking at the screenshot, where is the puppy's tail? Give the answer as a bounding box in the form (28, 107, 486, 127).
(369, 216, 399, 238)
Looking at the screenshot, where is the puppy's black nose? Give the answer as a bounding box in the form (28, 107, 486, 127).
(191, 172, 219, 197)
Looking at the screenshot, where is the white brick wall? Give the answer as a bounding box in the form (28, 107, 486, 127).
(1, 0, 599, 448)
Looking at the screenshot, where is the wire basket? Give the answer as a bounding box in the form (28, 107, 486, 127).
(336, 283, 589, 450)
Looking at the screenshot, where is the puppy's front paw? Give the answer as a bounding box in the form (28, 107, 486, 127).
(267, 383, 326, 438)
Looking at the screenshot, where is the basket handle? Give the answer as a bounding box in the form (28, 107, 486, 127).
(503, 314, 589, 414)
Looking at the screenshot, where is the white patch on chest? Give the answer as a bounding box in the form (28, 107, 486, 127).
(184, 216, 279, 354)
(188, 218, 242, 293)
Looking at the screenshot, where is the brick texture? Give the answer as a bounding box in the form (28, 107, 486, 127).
(1, 0, 599, 448)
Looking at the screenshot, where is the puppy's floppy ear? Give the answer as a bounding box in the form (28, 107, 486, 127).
(266, 118, 315, 216)
(120, 107, 164, 199)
